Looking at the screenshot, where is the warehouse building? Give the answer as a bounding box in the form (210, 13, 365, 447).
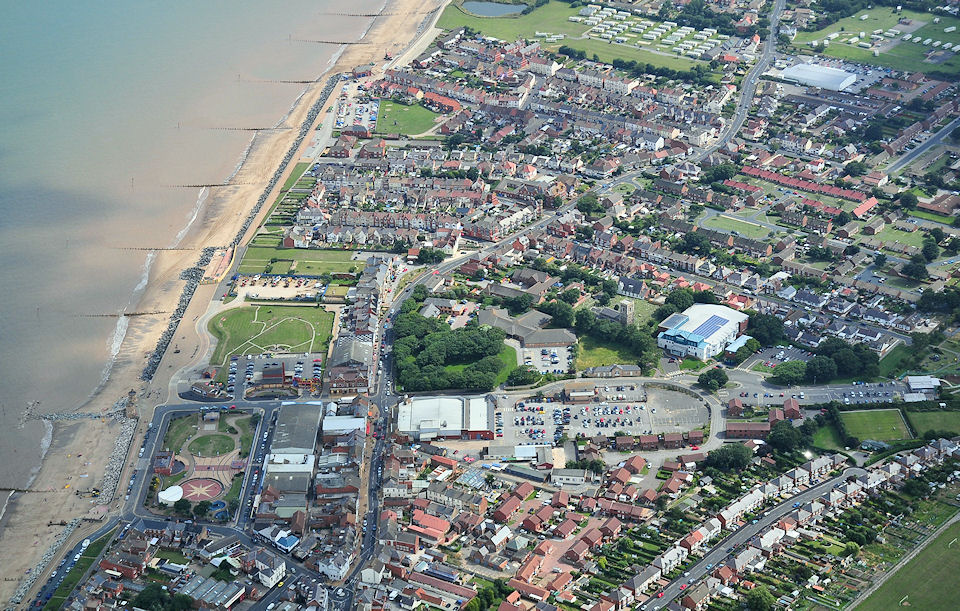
(657, 304, 749, 360)
(780, 63, 857, 91)
(271, 404, 323, 454)
(396, 395, 493, 440)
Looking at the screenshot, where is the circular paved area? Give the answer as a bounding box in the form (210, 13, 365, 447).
(180, 478, 224, 501)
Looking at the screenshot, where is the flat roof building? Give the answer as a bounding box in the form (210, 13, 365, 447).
(397, 395, 492, 440)
(781, 63, 857, 91)
(272, 404, 323, 454)
(658, 304, 748, 360)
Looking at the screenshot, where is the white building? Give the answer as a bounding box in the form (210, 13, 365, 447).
(780, 63, 857, 91)
(657, 304, 749, 359)
(396, 395, 492, 440)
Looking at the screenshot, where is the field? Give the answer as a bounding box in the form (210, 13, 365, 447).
(701, 214, 772, 239)
(437, 1, 702, 72)
(281, 162, 312, 190)
(208, 305, 334, 366)
(793, 9, 960, 74)
(905, 411, 960, 436)
(869, 226, 927, 248)
(611, 296, 657, 325)
(679, 358, 708, 371)
(187, 434, 235, 457)
(237, 246, 362, 276)
(909, 209, 954, 224)
(812, 422, 845, 450)
(858, 520, 960, 611)
(879, 344, 914, 377)
(375, 100, 441, 136)
(840, 409, 912, 442)
(162, 414, 199, 455)
(576, 335, 641, 369)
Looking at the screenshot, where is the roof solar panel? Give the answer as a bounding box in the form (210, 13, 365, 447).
(691, 314, 728, 339)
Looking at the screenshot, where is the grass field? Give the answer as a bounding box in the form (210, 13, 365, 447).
(437, 1, 703, 72)
(162, 414, 198, 454)
(793, 9, 960, 74)
(813, 422, 845, 450)
(611, 296, 657, 325)
(208, 305, 334, 366)
(701, 214, 772, 239)
(840, 409, 912, 442)
(905, 411, 960, 436)
(44, 529, 115, 611)
(869, 226, 927, 248)
(375, 100, 441, 136)
(909, 209, 954, 224)
(187, 434, 235, 457)
(859, 520, 960, 611)
(679, 358, 708, 371)
(281, 162, 311, 190)
(237, 246, 361, 276)
(576, 335, 641, 369)
(879, 344, 914, 377)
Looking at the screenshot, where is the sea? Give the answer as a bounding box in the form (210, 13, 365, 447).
(0, 0, 383, 518)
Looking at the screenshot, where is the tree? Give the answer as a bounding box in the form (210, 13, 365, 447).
(902, 478, 930, 498)
(844, 161, 869, 177)
(194, 500, 212, 517)
(506, 366, 539, 386)
(560, 287, 581, 304)
(748, 312, 785, 346)
(902, 261, 929, 280)
(805, 355, 838, 383)
(745, 585, 776, 611)
(417, 248, 446, 265)
(704, 443, 752, 471)
(665, 288, 695, 311)
(133, 584, 194, 611)
(842, 542, 861, 557)
(922, 240, 940, 262)
(693, 290, 719, 304)
(874, 252, 887, 267)
(173, 498, 192, 516)
(899, 191, 918, 209)
(771, 360, 807, 386)
(697, 367, 728, 392)
(678, 231, 712, 254)
(931, 227, 946, 244)
(768, 420, 802, 452)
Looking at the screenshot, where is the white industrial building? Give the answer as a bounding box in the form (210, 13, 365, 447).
(780, 63, 857, 91)
(396, 395, 493, 440)
(657, 304, 749, 360)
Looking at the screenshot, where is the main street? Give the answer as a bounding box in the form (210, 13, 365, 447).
(648, 467, 866, 610)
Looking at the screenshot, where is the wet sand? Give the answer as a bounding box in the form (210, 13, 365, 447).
(0, 0, 447, 603)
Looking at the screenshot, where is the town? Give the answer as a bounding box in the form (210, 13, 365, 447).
(27, 1, 960, 611)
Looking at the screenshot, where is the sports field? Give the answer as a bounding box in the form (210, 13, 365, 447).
(905, 411, 960, 436)
(858, 519, 960, 611)
(840, 409, 912, 442)
(375, 100, 441, 136)
(237, 247, 362, 276)
(208, 305, 334, 366)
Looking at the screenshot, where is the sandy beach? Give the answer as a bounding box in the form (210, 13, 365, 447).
(0, 0, 446, 604)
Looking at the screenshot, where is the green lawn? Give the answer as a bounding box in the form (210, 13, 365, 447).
(840, 409, 912, 442)
(237, 246, 362, 276)
(208, 305, 334, 366)
(679, 358, 708, 371)
(44, 529, 115, 611)
(576, 335, 641, 369)
(155, 549, 190, 564)
(752, 362, 776, 374)
(909, 209, 954, 224)
(438, 1, 589, 41)
(870, 226, 927, 248)
(162, 414, 199, 455)
(879, 344, 914, 377)
(224, 475, 243, 504)
(701, 214, 772, 239)
(551, 36, 702, 72)
(611, 296, 657, 325)
(281, 162, 311, 191)
(187, 434, 235, 457)
(235, 415, 256, 459)
(813, 422, 845, 450)
(905, 411, 960, 436)
(444, 344, 516, 385)
(375, 100, 441, 136)
(859, 520, 960, 611)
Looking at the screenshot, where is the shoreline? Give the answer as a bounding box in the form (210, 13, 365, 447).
(0, 0, 450, 605)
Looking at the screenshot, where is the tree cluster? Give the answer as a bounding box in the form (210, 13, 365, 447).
(416, 248, 447, 265)
(703, 442, 752, 471)
(697, 367, 728, 392)
(573, 308, 657, 369)
(746, 312, 786, 346)
(566, 458, 607, 474)
(393, 310, 507, 392)
(133, 584, 194, 611)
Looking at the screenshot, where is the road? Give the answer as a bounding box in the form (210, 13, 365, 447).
(888, 114, 960, 174)
(648, 467, 866, 610)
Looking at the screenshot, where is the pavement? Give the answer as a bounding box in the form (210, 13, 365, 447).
(647, 466, 866, 610)
(888, 114, 960, 174)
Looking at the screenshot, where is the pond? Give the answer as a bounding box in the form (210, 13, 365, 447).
(461, 1, 525, 17)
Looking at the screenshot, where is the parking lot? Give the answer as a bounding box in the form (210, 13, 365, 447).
(334, 91, 379, 132)
(224, 352, 326, 399)
(493, 387, 707, 444)
(741, 345, 813, 371)
(520, 345, 573, 374)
